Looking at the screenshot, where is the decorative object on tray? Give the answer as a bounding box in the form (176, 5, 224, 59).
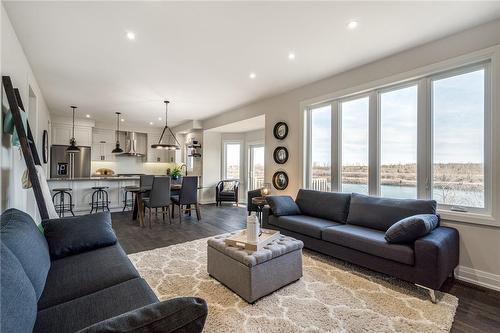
(273, 121, 288, 140)
(246, 213, 259, 242)
(273, 146, 288, 164)
(223, 228, 280, 251)
(272, 171, 289, 190)
(42, 130, 48, 164)
(260, 183, 271, 196)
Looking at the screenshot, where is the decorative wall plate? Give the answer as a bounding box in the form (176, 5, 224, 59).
(42, 130, 48, 164)
(273, 146, 289, 164)
(272, 171, 289, 190)
(273, 122, 288, 140)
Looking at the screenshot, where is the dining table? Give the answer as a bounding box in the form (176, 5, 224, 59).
(131, 183, 182, 227)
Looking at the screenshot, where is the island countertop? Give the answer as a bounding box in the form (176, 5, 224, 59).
(47, 176, 141, 181)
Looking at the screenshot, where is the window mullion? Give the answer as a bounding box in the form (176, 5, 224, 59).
(331, 102, 340, 192)
(368, 91, 379, 196)
(417, 78, 431, 199)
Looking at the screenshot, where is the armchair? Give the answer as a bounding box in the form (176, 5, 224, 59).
(215, 180, 240, 206)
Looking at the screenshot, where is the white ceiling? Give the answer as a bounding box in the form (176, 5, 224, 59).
(207, 115, 265, 133)
(4, 1, 500, 128)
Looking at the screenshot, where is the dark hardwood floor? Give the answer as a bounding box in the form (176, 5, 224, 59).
(112, 204, 500, 333)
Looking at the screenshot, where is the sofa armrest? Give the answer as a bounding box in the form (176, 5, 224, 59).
(76, 297, 208, 333)
(414, 226, 459, 290)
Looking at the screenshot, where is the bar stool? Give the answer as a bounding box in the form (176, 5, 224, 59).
(89, 186, 110, 213)
(52, 188, 75, 217)
(122, 185, 139, 212)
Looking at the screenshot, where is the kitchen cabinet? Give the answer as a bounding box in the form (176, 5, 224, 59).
(52, 123, 93, 146)
(92, 128, 116, 161)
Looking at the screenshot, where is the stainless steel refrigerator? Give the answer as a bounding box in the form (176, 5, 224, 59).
(50, 145, 91, 179)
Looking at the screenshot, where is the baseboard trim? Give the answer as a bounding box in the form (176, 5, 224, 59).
(455, 266, 500, 292)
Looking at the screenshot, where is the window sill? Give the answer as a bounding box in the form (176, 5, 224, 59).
(438, 209, 498, 228)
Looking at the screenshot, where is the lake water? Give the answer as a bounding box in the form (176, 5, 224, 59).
(341, 183, 483, 208)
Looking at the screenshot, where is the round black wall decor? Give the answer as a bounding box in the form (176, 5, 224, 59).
(273, 146, 289, 164)
(272, 171, 289, 190)
(42, 130, 49, 164)
(273, 122, 288, 140)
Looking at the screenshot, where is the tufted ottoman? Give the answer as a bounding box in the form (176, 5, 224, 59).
(207, 232, 304, 303)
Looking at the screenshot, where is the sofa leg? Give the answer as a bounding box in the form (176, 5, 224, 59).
(416, 284, 438, 304)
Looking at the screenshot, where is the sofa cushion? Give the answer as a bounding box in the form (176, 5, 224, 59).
(269, 215, 342, 239)
(295, 189, 351, 223)
(346, 193, 437, 231)
(1, 243, 38, 333)
(42, 212, 117, 260)
(385, 214, 440, 243)
(34, 278, 158, 333)
(77, 297, 208, 333)
(38, 243, 140, 310)
(266, 196, 301, 216)
(0, 208, 50, 300)
(322, 225, 414, 265)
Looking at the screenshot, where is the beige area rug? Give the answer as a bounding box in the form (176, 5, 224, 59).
(129, 237, 458, 333)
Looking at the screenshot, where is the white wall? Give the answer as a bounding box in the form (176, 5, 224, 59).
(200, 19, 500, 290)
(1, 5, 52, 223)
(201, 131, 221, 203)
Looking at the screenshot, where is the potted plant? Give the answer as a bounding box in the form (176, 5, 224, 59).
(170, 165, 182, 180)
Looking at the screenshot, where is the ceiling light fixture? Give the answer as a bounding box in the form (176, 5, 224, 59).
(347, 21, 358, 29)
(249, 72, 256, 79)
(126, 31, 136, 40)
(158, 117, 162, 121)
(121, 118, 124, 122)
(151, 101, 181, 150)
(111, 112, 124, 153)
(86, 114, 90, 118)
(149, 122, 154, 125)
(288, 53, 295, 60)
(66, 106, 80, 153)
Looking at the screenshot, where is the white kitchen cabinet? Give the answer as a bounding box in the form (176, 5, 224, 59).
(147, 133, 169, 162)
(51, 123, 92, 146)
(92, 128, 116, 161)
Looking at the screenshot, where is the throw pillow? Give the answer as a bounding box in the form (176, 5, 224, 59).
(265, 196, 301, 216)
(385, 214, 440, 244)
(224, 181, 236, 191)
(42, 212, 116, 259)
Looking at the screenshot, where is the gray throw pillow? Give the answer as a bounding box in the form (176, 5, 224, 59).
(265, 196, 301, 217)
(42, 212, 116, 259)
(385, 214, 440, 244)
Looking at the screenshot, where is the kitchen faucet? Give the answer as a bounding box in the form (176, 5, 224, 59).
(180, 163, 188, 176)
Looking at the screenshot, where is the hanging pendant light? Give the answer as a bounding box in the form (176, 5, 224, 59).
(111, 112, 124, 153)
(151, 100, 181, 150)
(66, 105, 80, 153)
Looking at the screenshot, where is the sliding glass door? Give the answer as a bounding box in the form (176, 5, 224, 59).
(249, 144, 264, 190)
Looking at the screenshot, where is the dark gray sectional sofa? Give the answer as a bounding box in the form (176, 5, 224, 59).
(263, 190, 459, 301)
(0, 208, 207, 333)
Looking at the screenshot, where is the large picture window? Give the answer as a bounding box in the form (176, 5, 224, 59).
(224, 142, 241, 180)
(305, 62, 490, 215)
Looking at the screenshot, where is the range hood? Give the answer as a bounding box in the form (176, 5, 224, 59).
(119, 131, 147, 157)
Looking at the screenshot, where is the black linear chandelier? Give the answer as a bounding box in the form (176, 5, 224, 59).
(151, 100, 181, 150)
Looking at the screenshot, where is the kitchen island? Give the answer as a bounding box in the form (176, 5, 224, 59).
(47, 177, 141, 214)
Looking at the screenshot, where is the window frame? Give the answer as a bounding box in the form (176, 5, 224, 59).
(222, 141, 242, 180)
(304, 60, 492, 219)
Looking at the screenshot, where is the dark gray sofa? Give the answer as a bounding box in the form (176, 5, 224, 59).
(263, 190, 459, 301)
(0, 208, 207, 333)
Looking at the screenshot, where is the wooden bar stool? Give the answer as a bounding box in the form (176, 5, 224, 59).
(89, 186, 110, 213)
(52, 188, 75, 217)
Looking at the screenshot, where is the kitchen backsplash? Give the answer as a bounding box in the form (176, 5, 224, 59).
(91, 159, 177, 175)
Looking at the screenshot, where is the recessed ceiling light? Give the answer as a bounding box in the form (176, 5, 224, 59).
(121, 118, 125, 122)
(347, 21, 358, 29)
(85, 114, 90, 118)
(149, 122, 154, 125)
(249, 72, 256, 79)
(158, 117, 162, 121)
(126, 31, 136, 40)
(288, 53, 295, 60)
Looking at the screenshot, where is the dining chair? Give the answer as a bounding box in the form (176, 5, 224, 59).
(171, 176, 200, 223)
(140, 175, 154, 189)
(141, 176, 171, 228)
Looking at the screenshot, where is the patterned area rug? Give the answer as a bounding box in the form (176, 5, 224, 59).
(129, 237, 458, 333)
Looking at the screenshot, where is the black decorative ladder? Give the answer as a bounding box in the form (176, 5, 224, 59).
(2, 76, 49, 220)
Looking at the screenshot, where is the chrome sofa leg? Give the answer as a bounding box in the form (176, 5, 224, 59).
(416, 284, 438, 304)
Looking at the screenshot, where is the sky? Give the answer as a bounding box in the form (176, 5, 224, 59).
(311, 69, 484, 166)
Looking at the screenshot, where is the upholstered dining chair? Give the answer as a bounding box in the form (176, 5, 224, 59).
(141, 176, 171, 228)
(171, 176, 200, 223)
(215, 180, 240, 206)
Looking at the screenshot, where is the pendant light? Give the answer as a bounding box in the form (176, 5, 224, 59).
(151, 100, 181, 150)
(66, 105, 80, 153)
(111, 112, 124, 153)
